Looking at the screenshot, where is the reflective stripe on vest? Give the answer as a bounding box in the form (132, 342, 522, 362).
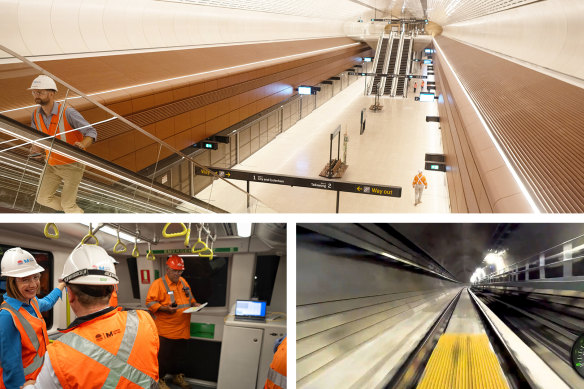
(414, 175, 424, 185)
(267, 367, 287, 389)
(34, 104, 66, 141)
(162, 277, 191, 309)
(0, 301, 45, 375)
(56, 310, 155, 388)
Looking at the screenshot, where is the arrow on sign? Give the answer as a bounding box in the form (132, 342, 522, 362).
(357, 186, 362, 192)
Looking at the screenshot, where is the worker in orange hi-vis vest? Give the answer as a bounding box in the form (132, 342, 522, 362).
(146, 255, 200, 389)
(413, 81, 418, 94)
(412, 169, 428, 206)
(21, 245, 159, 389)
(265, 336, 287, 389)
(28, 75, 96, 213)
(421, 80, 425, 91)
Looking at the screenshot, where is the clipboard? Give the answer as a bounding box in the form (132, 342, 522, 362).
(183, 302, 208, 313)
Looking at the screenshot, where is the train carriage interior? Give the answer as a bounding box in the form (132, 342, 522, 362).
(0, 222, 287, 389)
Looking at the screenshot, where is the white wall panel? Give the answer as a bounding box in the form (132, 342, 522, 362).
(0, 0, 347, 59)
(50, 0, 85, 54)
(78, 0, 110, 52)
(442, 0, 584, 80)
(103, 0, 133, 51)
(17, 0, 62, 56)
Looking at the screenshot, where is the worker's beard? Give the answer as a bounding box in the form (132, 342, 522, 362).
(35, 96, 51, 106)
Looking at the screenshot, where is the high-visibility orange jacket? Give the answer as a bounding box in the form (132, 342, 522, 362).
(0, 298, 48, 388)
(32, 103, 83, 166)
(145, 275, 197, 339)
(48, 307, 159, 388)
(265, 337, 287, 389)
(109, 285, 118, 307)
(412, 173, 428, 187)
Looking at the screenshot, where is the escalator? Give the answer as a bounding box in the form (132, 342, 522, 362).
(395, 38, 411, 97)
(383, 38, 400, 96)
(371, 37, 389, 96)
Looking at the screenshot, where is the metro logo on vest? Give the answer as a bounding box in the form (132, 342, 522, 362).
(95, 328, 122, 342)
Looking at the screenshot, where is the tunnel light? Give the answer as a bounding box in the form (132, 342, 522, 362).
(470, 268, 486, 283)
(237, 222, 252, 237)
(483, 251, 505, 272)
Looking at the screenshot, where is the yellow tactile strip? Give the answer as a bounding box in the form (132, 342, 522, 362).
(417, 333, 510, 389)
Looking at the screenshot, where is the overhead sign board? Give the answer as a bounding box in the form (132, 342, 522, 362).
(195, 166, 402, 197)
(151, 247, 239, 255)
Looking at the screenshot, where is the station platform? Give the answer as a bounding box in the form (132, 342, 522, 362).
(196, 71, 449, 213)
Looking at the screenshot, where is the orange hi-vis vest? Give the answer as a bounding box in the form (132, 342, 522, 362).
(109, 285, 119, 307)
(0, 298, 49, 388)
(32, 103, 83, 166)
(265, 337, 287, 389)
(48, 308, 159, 388)
(412, 173, 427, 187)
(146, 275, 197, 339)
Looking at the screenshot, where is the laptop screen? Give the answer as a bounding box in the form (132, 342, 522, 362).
(235, 300, 267, 318)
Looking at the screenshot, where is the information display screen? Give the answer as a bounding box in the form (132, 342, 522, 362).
(419, 93, 435, 102)
(298, 86, 312, 95)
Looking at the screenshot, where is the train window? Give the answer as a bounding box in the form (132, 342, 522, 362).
(182, 257, 228, 307)
(126, 257, 141, 299)
(0, 244, 54, 329)
(252, 255, 281, 305)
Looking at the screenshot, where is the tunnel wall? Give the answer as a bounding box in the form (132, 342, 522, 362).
(442, 0, 584, 81)
(296, 232, 459, 385)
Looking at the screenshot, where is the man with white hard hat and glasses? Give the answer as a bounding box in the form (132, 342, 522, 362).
(28, 75, 96, 213)
(0, 248, 64, 389)
(22, 245, 159, 388)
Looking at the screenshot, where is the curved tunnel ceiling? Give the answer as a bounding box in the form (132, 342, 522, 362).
(391, 224, 584, 282)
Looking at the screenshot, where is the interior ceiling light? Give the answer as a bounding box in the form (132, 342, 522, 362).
(80, 223, 140, 243)
(237, 222, 252, 237)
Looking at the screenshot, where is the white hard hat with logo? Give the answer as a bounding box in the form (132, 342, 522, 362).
(1, 247, 45, 278)
(28, 75, 58, 91)
(62, 245, 119, 285)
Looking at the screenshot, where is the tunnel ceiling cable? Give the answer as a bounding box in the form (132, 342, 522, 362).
(0, 44, 270, 212)
(43, 223, 59, 239)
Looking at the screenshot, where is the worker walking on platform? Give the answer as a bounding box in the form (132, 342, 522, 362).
(421, 80, 425, 92)
(412, 169, 428, 206)
(21, 245, 159, 388)
(0, 248, 65, 389)
(28, 75, 96, 213)
(146, 255, 201, 389)
(413, 81, 417, 94)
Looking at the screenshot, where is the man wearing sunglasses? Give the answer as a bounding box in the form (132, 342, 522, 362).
(28, 75, 96, 213)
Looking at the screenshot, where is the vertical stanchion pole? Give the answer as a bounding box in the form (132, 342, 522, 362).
(247, 181, 250, 210)
(336, 191, 340, 213)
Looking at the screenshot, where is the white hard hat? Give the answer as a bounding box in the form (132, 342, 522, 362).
(28, 75, 58, 91)
(418, 169, 423, 174)
(1, 247, 45, 278)
(62, 245, 119, 285)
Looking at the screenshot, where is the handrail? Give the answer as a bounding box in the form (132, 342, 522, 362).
(113, 226, 127, 254)
(43, 223, 59, 239)
(379, 31, 395, 94)
(0, 114, 226, 213)
(390, 32, 406, 97)
(146, 243, 155, 261)
(162, 223, 188, 238)
(80, 223, 99, 246)
(1, 43, 269, 213)
(132, 237, 140, 258)
(191, 224, 208, 253)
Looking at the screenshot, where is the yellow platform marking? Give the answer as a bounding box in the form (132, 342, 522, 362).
(417, 333, 510, 389)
